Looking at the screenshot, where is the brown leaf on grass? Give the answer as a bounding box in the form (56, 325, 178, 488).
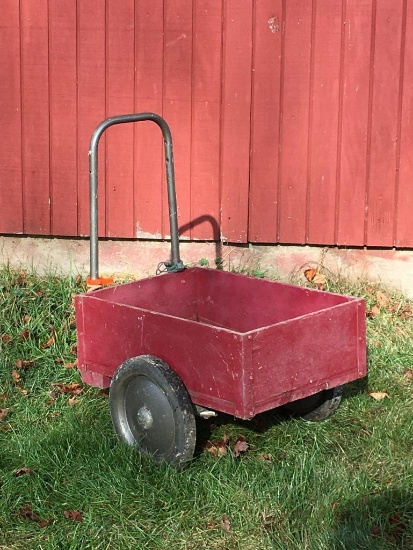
(51, 383, 83, 396)
(12, 370, 21, 384)
(63, 510, 83, 522)
(16, 270, 28, 285)
(64, 359, 78, 369)
(371, 525, 382, 538)
(67, 396, 80, 406)
(42, 334, 55, 349)
(399, 305, 413, 320)
(369, 391, 389, 401)
(14, 467, 34, 477)
(18, 505, 41, 522)
(54, 358, 64, 365)
(1, 334, 12, 343)
(38, 517, 54, 528)
(313, 273, 327, 285)
(17, 505, 52, 528)
(260, 453, 272, 463)
(376, 290, 390, 309)
(220, 515, 231, 531)
(0, 393, 10, 402)
(304, 268, 317, 282)
(19, 329, 30, 340)
(12, 367, 28, 395)
(313, 272, 327, 290)
(261, 511, 276, 530)
(402, 368, 413, 380)
(23, 315, 30, 324)
(232, 436, 249, 458)
(15, 360, 35, 370)
(0, 409, 9, 421)
(205, 439, 228, 458)
(368, 305, 380, 318)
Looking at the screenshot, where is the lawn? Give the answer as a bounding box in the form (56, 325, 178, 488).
(0, 266, 412, 549)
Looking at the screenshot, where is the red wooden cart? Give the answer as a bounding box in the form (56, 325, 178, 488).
(75, 114, 367, 466)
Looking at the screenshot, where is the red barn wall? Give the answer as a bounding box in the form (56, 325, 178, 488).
(1, 0, 412, 247)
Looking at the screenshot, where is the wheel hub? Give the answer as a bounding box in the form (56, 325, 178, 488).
(136, 405, 153, 429)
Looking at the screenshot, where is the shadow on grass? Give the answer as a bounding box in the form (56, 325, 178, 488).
(328, 489, 413, 549)
(194, 377, 368, 458)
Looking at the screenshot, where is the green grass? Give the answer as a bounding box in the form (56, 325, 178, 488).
(1, 266, 413, 549)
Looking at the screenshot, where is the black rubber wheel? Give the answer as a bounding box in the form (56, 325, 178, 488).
(282, 386, 343, 421)
(110, 355, 196, 467)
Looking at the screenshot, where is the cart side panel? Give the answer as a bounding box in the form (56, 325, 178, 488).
(195, 267, 354, 332)
(251, 299, 366, 415)
(83, 270, 199, 320)
(75, 295, 248, 416)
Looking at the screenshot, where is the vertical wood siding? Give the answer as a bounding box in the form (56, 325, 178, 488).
(0, 0, 412, 247)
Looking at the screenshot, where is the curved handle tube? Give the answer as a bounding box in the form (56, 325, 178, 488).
(88, 112, 183, 280)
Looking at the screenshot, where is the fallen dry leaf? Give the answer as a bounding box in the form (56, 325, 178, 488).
(19, 329, 30, 341)
(51, 383, 83, 396)
(205, 439, 228, 458)
(14, 467, 34, 477)
(63, 510, 83, 522)
(86, 284, 102, 292)
(369, 391, 389, 401)
(261, 511, 276, 530)
(0, 409, 9, 421)
(15, 360, 35, 370)
(371, 525, 382, 537)
(403, 368, 413, 380)
(64, 359, 78, 369)
(304, 268, 317, 282)
(232, 436, 249, 458)
(12, 370, 21, 384)
(1, 334, 12, 343)
(368, 305, 380, 318)
(313, 273, 327, 285)
(261, 453, 272, 463)
(400, 305, 413, 320)
(17, 505, 52, 528)
(376, 290, 390, 309)
(67, 396, 80, 406)
(42, 335, 55, 349)
(220, 515, 231, 531)
(23, 315, 30, 323)
(0, 393, 10, 402)
(18, 505, 41, 522)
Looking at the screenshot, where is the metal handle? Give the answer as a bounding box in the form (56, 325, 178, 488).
(88, 112, 184, 282)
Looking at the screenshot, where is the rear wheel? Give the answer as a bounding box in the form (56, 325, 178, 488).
(283, 386, 343, 421)
(110, 355, 196, 467)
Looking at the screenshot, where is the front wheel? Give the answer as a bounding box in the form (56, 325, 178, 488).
(110, 355, 196, 467)
(282, 386, 343, 421)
